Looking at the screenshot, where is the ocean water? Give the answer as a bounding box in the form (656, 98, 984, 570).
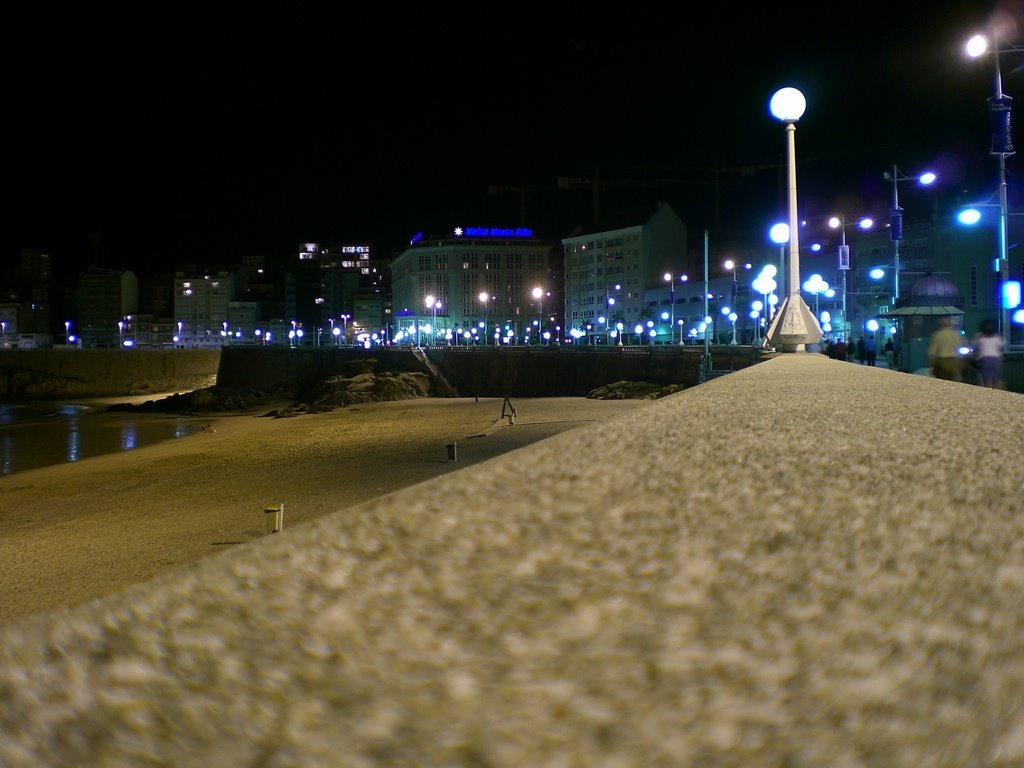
(0, 402, 210, 476)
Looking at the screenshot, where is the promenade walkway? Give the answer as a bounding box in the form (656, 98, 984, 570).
(2, 353, 1022, 766)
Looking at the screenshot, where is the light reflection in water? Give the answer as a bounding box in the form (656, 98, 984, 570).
(0, 404, 22, 426)
(66, 414, 81, 462)
(1, 403, 206, 475)
(121, 423, 138, 450)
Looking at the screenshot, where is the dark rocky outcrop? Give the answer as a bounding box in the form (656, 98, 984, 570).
(106, 373, 672, 418)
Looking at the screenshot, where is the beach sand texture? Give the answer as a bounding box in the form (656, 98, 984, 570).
(0, 396, 646, 623)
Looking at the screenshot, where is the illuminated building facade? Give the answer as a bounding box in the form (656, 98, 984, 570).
(389, 226, 554, 345)
(562, 202, 688, 344)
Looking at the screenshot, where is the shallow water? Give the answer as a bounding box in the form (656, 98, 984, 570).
(0, 402, 209, 476)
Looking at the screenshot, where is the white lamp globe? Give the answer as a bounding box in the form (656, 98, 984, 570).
(769, 222, 790, 245)
(770, 87, 806, 122)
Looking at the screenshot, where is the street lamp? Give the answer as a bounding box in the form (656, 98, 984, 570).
(966, 31, 1022, 348)
(750, 301, 763, 343)
(768, 222, 789, 318)
(663, 273, 688, 344)
(532, 286, 544, 345)
(766, 87, 821, 352)
(884, 166, 936, 367)
(752, 266, 778, 330)
(117, 321, 124, 348)
(478, 291, 493, 345)
(604, 283, 621, 345)
(64, 321, 70, 346)
(828, 214, 874, 341)
(425, 295, 438, 346)
(723, 260, 751, 310)
(802, 273, 830, 323)
(340, 313, 351, 346)
(883, 165, 937, 306)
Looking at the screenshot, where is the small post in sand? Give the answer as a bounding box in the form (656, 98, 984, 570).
(264, 503, 285, 534)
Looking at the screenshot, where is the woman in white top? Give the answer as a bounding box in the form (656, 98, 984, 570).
(972, 318, 1004, 388)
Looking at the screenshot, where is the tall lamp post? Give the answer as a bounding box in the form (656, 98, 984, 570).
(883, 166, 936, 367)
(883, 166, 937, 307)
(425, 295, 439, 346)
(766, 87, 821, 352)
(663, 273, 688, 344)
(723, 260, 750, 308)
(752, 266, 777, 345)
(768, 223, 789, 323)
(828, 214, 874, 342)
(802, 274, 830, 323)
(478, 291, 492, 345)
(702, 229, 711, 368)
(531, 286, 544, 345)
(966, 32, 1021, 348)
(340, 313, 351, 346)
(663, 273, 676, 344)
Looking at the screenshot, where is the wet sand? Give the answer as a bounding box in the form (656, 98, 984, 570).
(0, 396, 647, 623)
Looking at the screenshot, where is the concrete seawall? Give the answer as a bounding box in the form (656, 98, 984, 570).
(3, 344, 1020, 400)
(0, 348, 221, 400)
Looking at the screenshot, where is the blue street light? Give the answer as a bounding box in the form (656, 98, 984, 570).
(883, 166, 937, 306)
(966, 31, 1024, 347)
(802, 273, 831, 323)
(663, 272, 688, 344)
(828, 214, 874, 340)
(958, 205, 1023, 318)
(752, 265, 778, 329)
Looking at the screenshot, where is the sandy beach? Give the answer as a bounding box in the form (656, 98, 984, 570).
(0, 396, 646, 624)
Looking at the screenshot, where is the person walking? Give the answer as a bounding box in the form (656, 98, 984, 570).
(971, 318, 1005, 388)
(855, 337, 866, 364)
(832, 337, 848, 362)
(883, 338, 895, 368)
(864, 335, 877, 366)
(928, 316, 964, 382)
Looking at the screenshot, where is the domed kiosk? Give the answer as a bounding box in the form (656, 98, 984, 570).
(879, 273, 965, 373)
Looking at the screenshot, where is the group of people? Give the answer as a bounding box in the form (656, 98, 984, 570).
(821, 335, 894, 367)
(928, 316, 1005, 387)
(821, 317, 1004, 388)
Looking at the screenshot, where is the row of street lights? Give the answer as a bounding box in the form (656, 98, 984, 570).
(416, 288, 553, 347)
(762, 24, 1022, 352)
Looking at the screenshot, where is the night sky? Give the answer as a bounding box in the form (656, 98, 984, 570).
(5, 2, 1015, 276)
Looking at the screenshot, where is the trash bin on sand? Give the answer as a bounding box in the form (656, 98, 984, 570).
(264, 503, 284, 534)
